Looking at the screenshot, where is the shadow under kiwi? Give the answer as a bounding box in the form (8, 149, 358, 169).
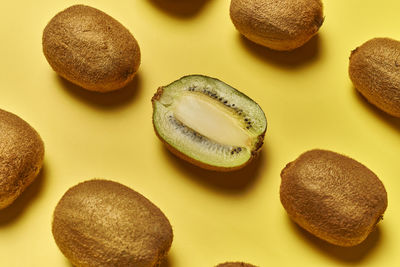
(238, 34, 322, 69)
(56, 73, 142, 110)
(160, 143, 268, 194)
(63, 258, 74, 267)
(352, 86, 400, 132)
(59, 246, 173, 266)
(0, 165, 46, 226)
(286, 216, 382, 263)
(159, 253, 174, 267)
(148, 0, 211, 18)
(62, 251, 174, 267)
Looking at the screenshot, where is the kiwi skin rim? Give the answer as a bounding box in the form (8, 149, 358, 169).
(151, 79, 266, 172)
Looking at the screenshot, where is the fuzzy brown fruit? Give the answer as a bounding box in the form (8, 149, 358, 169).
(280, 149, 387, 247)
(0, 109, 44, 209)
(349, 37, 400, 117)
(216, 262, 257, 267)
(230, 0, 324, 51)
(52, 179, 173, 267)
(42, 5, 141, 92)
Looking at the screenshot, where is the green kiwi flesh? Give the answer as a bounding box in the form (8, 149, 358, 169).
(52, 179, 173, 267)
(152, 75, 267, 171)
(349, 37, 400, 117)
(280, 149, 388, 247)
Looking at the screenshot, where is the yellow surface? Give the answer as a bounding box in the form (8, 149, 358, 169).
(0, 0, 399, 266)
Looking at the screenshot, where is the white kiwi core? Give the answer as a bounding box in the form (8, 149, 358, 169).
(173, 93, 251, 148)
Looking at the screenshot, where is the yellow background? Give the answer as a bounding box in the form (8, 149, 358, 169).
(0, 0, 399, 266)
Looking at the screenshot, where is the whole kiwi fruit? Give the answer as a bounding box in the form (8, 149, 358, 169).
(0, 109, 44, 209)
(216, 262, 257, 267)
(152, 75, 267, 171)
(52, 179, 173, 267)
(42, 5, 141, 92)
(280, 149, 387, 247)
(230, 0, 324, 51)
(349, 37, 400, 117)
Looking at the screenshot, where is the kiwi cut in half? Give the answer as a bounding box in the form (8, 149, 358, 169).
(152, 75, 267, 171)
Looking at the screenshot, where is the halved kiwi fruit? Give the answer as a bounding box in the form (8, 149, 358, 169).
(152, 75, 267, 171)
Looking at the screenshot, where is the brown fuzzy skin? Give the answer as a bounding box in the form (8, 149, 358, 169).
(349, 38, 400, 117)
(230, 0, 324, 51)
(280, 149, 387, 247)
(216, 262, 257, 267)
(151, 86, 265, 172)
(52, 179, 173, 267)
(43, 5, 141, 92)
(0, 109, 44, 209)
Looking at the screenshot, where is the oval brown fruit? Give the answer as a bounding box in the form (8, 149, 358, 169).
(280, 149, 387, 247)
(52, 179, 173, 267)
(349, 37, 400, 117)
(42, 5, 141, 92)
(0, 109, 44, 209)
(216, 262, 258, 267)
(230, 0, 324, 51)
